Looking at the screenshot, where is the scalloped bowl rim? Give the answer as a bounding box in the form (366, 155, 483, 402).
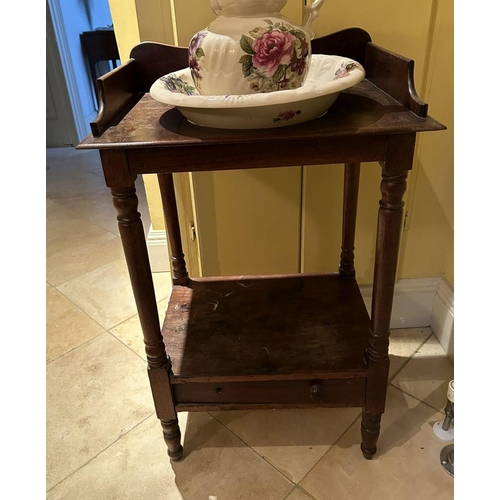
(150, 54, 365, 110)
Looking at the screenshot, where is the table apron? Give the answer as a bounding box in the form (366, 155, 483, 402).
(125, 135, 388, 174)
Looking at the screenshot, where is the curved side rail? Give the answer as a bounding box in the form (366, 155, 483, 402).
(365, 43, 428, 117)
(130, 41, 189, 92)
(91, 58, 142, 137)
(311, 27, 372, 66)
(90, 42, 189, 137)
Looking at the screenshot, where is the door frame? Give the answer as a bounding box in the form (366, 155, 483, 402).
(47, 0, 88, 143)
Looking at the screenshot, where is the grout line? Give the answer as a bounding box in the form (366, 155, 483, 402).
(388, 329, 449, 413)
(47, 328, 149, 367)
(46, 276, 135, 365)
(283, 485, 318, 500)
(389, 382, 446, 415)
(294, 411, 362, 485)
(46, 195, 120, 237)
(388, 329, 435, 383)
(208, 412, 295, 486)
(48, 276, 168, 365)
(291, 485, 320, 500)
(46, 331, 108, 366)
(53, 256, 125, 291)
(281, 486, 298, 500)
(46, 412, 155, 493)
(46, 170, 152, 238)
(108, 330, 148, 363)
(210, 409, 362, 491)
(299, 412, 362, 487)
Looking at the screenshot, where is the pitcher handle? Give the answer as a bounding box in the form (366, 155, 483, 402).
(303, 0, 326, 38)
(209, 1, 222, 15)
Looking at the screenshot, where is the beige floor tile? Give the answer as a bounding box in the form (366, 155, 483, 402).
(46, 282, 105, 363)
(46, 146, 101, 167)
(47, 412, 294, 500)
(57, 260, 172, 329)
(110, 298, 170, 360)
(46, 154, 106, 200)
(46, 200, 124, 286)
(300, 387, 453, 500)
(286, 487, 316, 500)
(212, 407, 360, 483)
(51, 175, 152, 237)
(46, 146, 71, 161)
(46, 333, 153, 490)
(47, 148, 151, 237)
(54, 185, 124, 236)
(391, 334, 454, 411)
(389, 327, 432, 378)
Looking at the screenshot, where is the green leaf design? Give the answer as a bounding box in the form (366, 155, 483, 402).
(239, 54, 254, 78)
(273, 65, 287, 83)
(290, 29, 306, 39)
(240, 35, 255, 55)
(195, 47, 205, 58)
(264, 19, 274, 25)
(162, 76, 197, 95)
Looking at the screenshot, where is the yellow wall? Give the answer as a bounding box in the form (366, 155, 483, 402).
(400, 0, 454, 286)
(109, 0, 176, 58)
(301, 0, 453, 286)
(108, 0, 140, 60)
(173, 0, 303, 45)
(109, 0, 454, 287)
(108, 0, 176, 232)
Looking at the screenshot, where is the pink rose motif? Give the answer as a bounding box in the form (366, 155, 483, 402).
(251, 30, 295, 78)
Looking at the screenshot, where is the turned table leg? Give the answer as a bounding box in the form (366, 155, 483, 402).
(158, 173, 189, 285)
(339, 162, 361, 278)
(361, 135, 414, 459)
(110, 183, 183, 461)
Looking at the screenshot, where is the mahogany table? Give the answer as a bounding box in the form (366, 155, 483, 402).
(77, 28, 446, 462)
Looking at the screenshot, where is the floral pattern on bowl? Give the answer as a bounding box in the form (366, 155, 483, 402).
(273, 109, 302, 123)
(333, 62, 359, 80)
(161, 76, 199, 96)
(150, 54, 365, 129)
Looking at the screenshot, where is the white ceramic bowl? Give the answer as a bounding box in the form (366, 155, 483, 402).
(149, 54, 365, 129)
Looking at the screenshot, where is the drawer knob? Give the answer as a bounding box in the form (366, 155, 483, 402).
(310, 383, 324, 402)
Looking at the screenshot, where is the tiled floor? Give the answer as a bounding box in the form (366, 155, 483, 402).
(46, 147, 454, 499)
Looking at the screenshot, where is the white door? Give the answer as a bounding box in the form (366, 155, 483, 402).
(46, 3, 78, 147)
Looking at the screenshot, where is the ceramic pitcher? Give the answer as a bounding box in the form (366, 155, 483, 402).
(188, 0, 325, 95)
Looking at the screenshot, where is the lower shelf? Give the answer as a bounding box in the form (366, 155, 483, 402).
(162, 273, 370, 389)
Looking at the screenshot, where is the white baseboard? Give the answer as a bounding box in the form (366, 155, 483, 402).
(361, 276, 454, 362)
(147, 227, 171, 273)
(360, 277, 442, 328)
(430, 278, 454, 363)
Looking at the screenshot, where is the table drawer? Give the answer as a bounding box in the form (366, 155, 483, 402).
(173, 377, 365, 408)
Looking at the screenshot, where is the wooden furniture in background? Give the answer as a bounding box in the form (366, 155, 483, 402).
(80, 27, 120, 105)
(77, 28, 445, 462)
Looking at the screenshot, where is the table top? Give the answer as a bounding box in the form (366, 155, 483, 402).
(78, 79, 445, 151)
